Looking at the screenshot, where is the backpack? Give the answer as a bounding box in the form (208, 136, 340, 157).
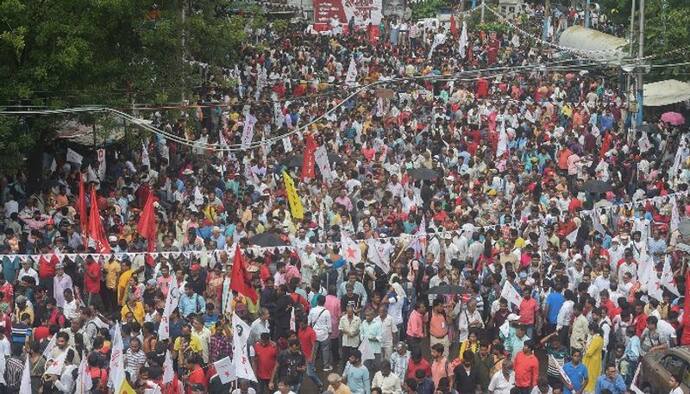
(90, 368, 108, 394)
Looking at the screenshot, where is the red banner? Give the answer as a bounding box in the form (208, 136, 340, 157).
(301, 134, 317, 181)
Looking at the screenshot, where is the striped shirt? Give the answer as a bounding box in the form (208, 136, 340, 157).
(124, 349, 147, 381)
(10, 323, 31, 346)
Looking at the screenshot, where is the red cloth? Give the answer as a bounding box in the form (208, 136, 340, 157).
(254, 341, 278, 380)
(476, 78, 489, 98)
(88, 188, 111, 253)
(186, 366, 207, 394)
(406, 358, 432, 381)
(137, 191, 158, 266)
(301, 134, 317, 180)
(33, 326, 50, 342)
(84, 261, 101, 294)
(514, 352, 539, 388)
(231, 246, 258, 302)
(298, 326, 316, 361)
(77, 176, 88, 245)
(633, 312, 647, 337)
(38, 255, 58, 279)
(450, 15, 458, 39)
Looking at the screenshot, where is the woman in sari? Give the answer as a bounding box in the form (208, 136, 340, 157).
(583, 322, 604, 393)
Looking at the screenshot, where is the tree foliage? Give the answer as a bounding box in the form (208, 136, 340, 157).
(0, 0, 253, 176)
(599, 0, 690, 81)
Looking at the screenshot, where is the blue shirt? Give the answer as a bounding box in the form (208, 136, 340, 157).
(545, 291, 565, 325)
(595, 375, 626, 394)
(344, 363, 370, 394)
(178, 293, 206, 318)
(563, 362, 588, 394)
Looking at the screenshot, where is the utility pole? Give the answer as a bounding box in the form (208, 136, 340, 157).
(181, 0, 187, 102)
(584, 0, 590, 28)
(543, 0, 551, 42)
(636, 0, 645, 126)
(480, 0, 485, 24)
(629, 0, 635, 57)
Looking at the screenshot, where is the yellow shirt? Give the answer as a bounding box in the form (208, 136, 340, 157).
(104, 260, 121, 290)
(14, 305, 34, 325)
(117, 269, 133, 306)
(121, 301, 145, 324)
(173, 335, 203, 366)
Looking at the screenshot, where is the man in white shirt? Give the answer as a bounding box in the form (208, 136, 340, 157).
(308, 295, 333, 371)
(374, 305, 398, 360)
(488, 358, 515, 394)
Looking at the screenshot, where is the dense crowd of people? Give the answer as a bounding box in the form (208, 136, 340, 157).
(0, 2, 688, 394)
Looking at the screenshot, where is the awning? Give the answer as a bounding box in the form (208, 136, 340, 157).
(643, 79, 690, 107)
(558, 26, 627, 63)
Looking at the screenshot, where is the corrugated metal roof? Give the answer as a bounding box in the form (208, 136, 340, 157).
(558, 26, 627, 63)
(644, 79, 690, 107)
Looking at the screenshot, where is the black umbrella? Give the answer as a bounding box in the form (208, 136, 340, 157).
(583, 179, 612, 194)
(409, 168, 440, 180)
(283, 154, 342, 168)
(249, 232, 287, 247)
(426, 284, 464, 295)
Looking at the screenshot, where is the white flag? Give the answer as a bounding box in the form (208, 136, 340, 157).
(232, 313, 257, 382)
(214, 356, 235, 384)
(341, 233, 362, 265)
(66, 148, 83, 165)
(459, 21, 468, 58)
(592, 210, 606, 236)
(671, 196, 680, 234)
(241, 114, 258, 149)
(74, 354, 93, 394)
(162, 351, 174, 384)
(314, 146, 334, 184)
(19, 356, 31, 394)
(501, 281, 522, 308)
(45, 350, 67, 375)
(630, 362, 644, 394)
(565, 227, 579, 244)
(358, 338, 375, 361)
(109, 323, 126, 393)
(367, 239, 391, 274)
(282, 136, 293, 153)
(42, 335, 56, 360)
(496, 121, 509, 158)
(158, 277, 179, 341)
(346, 58, 358, 86)
(549, 355, 572, 386)
(96, 148, 106, 180)
(141, 142, 150, 167)
(50, 158, 57, 174)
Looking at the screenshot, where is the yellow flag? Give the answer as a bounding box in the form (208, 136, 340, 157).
(282, 171, 304, 220)
(119, 379, 137, 394)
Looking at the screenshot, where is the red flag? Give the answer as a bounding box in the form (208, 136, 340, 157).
(137, 191, 157, 240)
(77, 175, 88, 246)
(231, 245, 258, 303)
(681, 270, 690, 344)
(137, 191, 158, 266)
(301, 134, 317, 181)
(450, 15, 458, 39)
(88, 188, 111, 253)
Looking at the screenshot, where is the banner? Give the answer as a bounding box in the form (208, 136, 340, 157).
(301, 134, 317, 181)
(314, 146, 334, 184)
(282, 171, 304, 220)
(214, 356, 235, 384)
(346, 58, 358, 87)
(232, 314, 257, 382)
(66, 148, 83, 165)
(241, 114, 257, 149)
(109, 323, 125, 394)
(158, 277, 179, 340)
(501, 281, 522, 308)
(313, 0, 382, 25)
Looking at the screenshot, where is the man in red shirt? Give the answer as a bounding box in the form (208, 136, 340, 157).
(405, 348, 432, 381)
(297, 318, 323, 388)
(513, 340, 539, 392)
(253, 332, 278, 394)
(185, 354, 207, 394)
(37, 251, 58, 296)
(83, 256, 102, 309)
(519, 287, 538, 338)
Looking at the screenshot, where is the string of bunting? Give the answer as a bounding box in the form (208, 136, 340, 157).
(2, 189, 687, 264)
